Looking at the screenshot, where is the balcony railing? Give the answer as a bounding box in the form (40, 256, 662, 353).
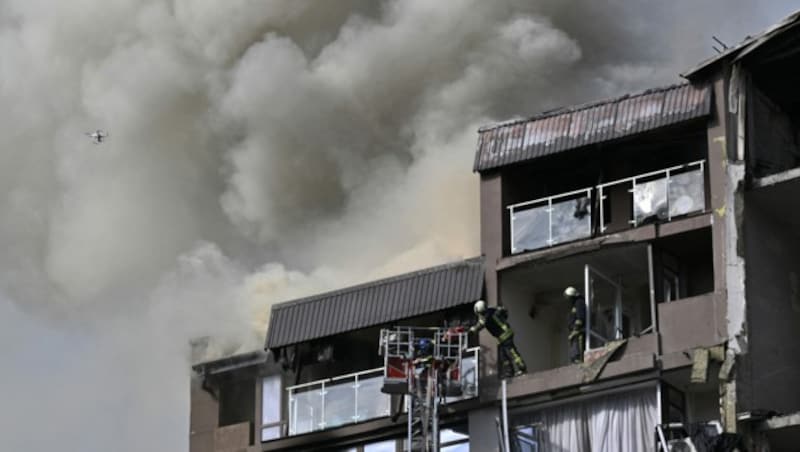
(508, 160, 706, 254)
(597, 160, 706, 232)
(508, 188, 593, 254)
(287, 368, 390, 436)
(286, 348, 481, 437)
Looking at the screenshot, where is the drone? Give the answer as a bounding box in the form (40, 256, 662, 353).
(85, 130, 109, 144)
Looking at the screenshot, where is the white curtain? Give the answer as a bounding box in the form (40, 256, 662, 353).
(514, 387, 657, 452)
(585, 388, 657, 452)
(539, 403, 589, 452)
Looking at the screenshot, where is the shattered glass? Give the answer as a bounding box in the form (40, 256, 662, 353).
(668, 169, 705, 217)
(511, 197, 592, 253)
(634, 169, 704, 225)
(551, 197, 592, 245)
(633, 179, 668, 225)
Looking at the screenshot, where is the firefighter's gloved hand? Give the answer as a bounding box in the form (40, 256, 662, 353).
(568, 331, 579, 340)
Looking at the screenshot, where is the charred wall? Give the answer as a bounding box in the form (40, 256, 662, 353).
(741, 192, 800, 414)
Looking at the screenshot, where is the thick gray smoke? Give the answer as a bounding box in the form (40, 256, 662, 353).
(0, 1, 794, 450)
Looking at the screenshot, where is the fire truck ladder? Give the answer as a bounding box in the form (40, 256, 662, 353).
(379, 326, 468, 452)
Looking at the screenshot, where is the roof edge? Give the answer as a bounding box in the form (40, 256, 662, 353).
(269, 256, 484, 313)
(192, 349, 267, 374)
(682, 9, 800, 79)
(477, 82, 693, 134)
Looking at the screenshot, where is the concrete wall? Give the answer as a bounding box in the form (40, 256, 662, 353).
(705, 77, 732, 298)
(500, 282, 568, 372)
(469, 406, 501, 452)
(190, 379, 219, 452)
(741, 200, 800, 413)
(215, 423, 252, 452)
(481, 172, 503, 307)
(658, 294, 726, 355)
(480, 172, 504, 376)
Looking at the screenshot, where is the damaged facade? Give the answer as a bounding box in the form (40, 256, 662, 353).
(190, 11, 800, 452)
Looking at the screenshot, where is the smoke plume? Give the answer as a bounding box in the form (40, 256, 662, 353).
(0, 1, 794, 450)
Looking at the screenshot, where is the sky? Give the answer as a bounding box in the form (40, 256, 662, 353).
(0, 1, 797, 451)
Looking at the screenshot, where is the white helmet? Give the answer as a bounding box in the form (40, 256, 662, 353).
(564, 286, 580, 299)
(473, 300, 487, 315)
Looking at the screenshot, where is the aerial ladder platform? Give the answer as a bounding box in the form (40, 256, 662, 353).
(379, 326, 468, 452)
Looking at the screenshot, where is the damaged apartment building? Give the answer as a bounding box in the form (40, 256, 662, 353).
(189, 11, 800, 452)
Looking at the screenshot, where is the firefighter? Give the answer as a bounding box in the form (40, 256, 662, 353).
(469, 300, 527, 378)
(564, 286, 587, 364)
(413, 338, 434, 367)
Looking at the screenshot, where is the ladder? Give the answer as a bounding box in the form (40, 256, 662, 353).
(407, 363, 439, 451)
(379, 326, 468, 452)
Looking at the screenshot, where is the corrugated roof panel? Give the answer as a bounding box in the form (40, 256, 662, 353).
(474, 83, 712, 172)
(265, 257, 485, 349)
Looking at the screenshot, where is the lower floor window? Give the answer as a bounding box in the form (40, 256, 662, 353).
(511, 387, 657, 452)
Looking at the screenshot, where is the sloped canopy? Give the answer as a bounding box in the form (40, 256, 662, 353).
(265, 257, 485, 350)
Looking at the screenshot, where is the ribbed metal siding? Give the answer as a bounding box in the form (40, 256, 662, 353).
(265, 257, 485, 349)
(473, 83, 711, 172)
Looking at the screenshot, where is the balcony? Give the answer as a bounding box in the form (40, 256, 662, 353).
(508, 160, 707, 254)
(285, 348, 480, 436)
(287, 367, 390, 436)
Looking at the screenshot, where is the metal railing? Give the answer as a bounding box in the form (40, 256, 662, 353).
(286, 367, 391, 436)
(507, 160, 707, 254)
(507, 187, 593, 254)
(597, 160, 706, 232)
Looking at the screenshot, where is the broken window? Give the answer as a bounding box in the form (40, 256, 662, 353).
(668, 168, 705, 218)
(654, 229, 714, 302)
(662, 267, 680, 303)
(633, 178, 668, 225)
(509, 191, 593, 254)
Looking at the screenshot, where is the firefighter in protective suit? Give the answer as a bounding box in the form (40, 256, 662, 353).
(564, 286, 587, 364)
(469, 300, 527, 378)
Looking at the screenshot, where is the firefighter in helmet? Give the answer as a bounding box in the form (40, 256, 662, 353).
(469, 300, 527, 378)
(564, 286, 587, 364)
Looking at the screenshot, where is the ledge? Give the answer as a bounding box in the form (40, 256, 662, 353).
(752, 166, 800, 189)
(497, 213, 711, 272)
(261, 397, 477, 451)
(488, 334, 658, 402)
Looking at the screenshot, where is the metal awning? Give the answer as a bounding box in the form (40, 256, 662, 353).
(473, 83, 711, 172)
(265, 257, 485, 349)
